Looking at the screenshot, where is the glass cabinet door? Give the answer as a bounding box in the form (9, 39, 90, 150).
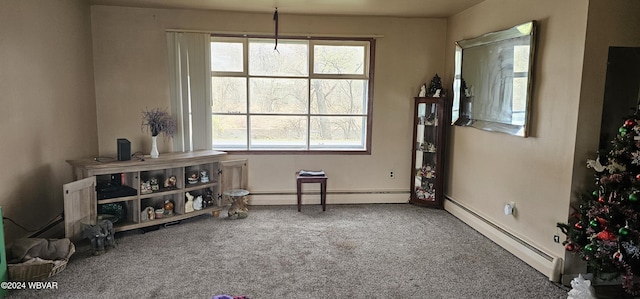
(410, 97, 446, 208)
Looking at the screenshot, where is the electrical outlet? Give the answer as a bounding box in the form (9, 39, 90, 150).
(389, 171, 395, 179)
(553, 235, 560, 243)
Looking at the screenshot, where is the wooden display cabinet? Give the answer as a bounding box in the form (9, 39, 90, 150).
(410, 97, 449, 208)
(63, 150, 247, 241)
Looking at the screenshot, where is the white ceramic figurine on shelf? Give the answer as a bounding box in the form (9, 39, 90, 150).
(200, 170, 209, 183)
(185, 192, 195, 213)
(193, 195, 203, 210)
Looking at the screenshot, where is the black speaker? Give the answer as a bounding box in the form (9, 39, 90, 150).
(117, 138, 131, 161)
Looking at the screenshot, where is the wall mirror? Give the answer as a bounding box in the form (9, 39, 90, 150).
(451, 21, 537, 137)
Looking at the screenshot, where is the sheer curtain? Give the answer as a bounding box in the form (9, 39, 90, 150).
(166, 32, 212, 151)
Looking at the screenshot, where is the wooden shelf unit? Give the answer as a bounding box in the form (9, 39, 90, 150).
(64, 150, 247, 240)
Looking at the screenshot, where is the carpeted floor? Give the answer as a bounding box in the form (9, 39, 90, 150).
(7, 204, 569, 298)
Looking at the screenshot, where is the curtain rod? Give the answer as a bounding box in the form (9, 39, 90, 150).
(165, 28, 383, 38)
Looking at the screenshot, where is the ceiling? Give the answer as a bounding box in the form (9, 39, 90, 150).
(88, 0, 485, 18)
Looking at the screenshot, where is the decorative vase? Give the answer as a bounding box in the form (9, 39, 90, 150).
(150, 135, 159, 158)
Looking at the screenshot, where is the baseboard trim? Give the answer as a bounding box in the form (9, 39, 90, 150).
(444, 196, 562, 282)
(247, 190, 410, 205)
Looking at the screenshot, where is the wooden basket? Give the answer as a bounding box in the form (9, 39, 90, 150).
(7, 242, 75, 282)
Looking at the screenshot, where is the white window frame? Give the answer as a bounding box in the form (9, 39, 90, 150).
(210, 34, 376, 154)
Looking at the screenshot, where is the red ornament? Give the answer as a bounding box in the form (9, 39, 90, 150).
(625, 119, 637, 128)
(574, 222, 584, 230)
(597, 230, 617, 241)
(636, 174, 640, 181)
(598, 196, 605, 203)
(565, 243, 575, 251)
(613, 251, 623, 262)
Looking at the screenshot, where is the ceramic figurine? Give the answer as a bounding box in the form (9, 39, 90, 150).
(188, 173, 199, 184)
(164, 176, 177, 188)
(150, 177, 159, 191)
(164, 200, 174, 213)
(193, 195, 203, 210)
(83, 219, 116, 255)
(203, 188, 215, 207)
(200, 170, 209, 183)
(141, 181, 152, 194)
(419, 84, 427, 97)
(428, 74, 442, 96)
(185, 192, 194, 213)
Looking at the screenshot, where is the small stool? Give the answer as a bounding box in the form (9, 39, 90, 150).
(296, 172, 327, 212)
(224, 189, 250, 219)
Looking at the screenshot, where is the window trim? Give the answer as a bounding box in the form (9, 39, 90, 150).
(210, 34, 376, 155)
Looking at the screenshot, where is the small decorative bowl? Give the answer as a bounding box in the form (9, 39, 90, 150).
(155, 209, 164, 219)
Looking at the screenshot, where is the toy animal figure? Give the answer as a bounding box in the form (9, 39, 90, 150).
(83, 219, 116, 255)
(203, 188, 216, 207)
(193, 195, 203, 210)
(164, 176, 177, 188)
(185, 192, 195, 213)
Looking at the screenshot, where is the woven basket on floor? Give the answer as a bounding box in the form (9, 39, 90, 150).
(7, 242, 75, 282)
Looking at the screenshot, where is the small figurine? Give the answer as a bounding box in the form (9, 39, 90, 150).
(428, 74, 443, 96)
(140, 181, 152, 194)
(164, 176, 177, 188)
(193, 196, 203, 210)
(82, 219, 116, 255)
(185, 192, 194, 213)
(150, 177, 159, 191)
(188, 173, 199, 184)
(425, 113, 436, 125)
(163, 200, 174, 214)
(203, 188, 215, 207)
(418, 84, 427, 97)
(200, 170, 209, 183)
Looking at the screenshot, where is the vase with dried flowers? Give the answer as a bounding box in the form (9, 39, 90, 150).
(141, 108, 177, 158)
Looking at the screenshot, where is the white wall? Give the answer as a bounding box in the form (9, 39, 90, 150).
(90, 6, 448, 203)
(444, 0, 590, 264)
(0, 0, 98, 244)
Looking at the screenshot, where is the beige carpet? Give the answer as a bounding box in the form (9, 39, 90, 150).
(7, 204, 569, 298)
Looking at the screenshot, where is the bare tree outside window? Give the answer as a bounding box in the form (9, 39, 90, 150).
(210, 36, 373, 151)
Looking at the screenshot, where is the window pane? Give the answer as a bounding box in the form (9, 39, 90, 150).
(212, 77, 247, 113)
(249, 40, 308, 76)
(512, 77, 528, 125)
(310, 116, 365, 149)
(213, 115, 247, 150)
(250, 116, 307, 150)
(310, 79, 367, 114)
(513, 45, 530, 73)
(211, 42, 243, 72)
(249, 78, 308, 114)
(314, 45, 365, 75)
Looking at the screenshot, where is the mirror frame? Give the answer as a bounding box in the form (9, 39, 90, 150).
(451, 21, 537, 137)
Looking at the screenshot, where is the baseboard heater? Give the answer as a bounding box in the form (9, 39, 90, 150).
(444, 196, 562, 282)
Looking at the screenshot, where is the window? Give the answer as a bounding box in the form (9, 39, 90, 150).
(209, 36, 374, 153)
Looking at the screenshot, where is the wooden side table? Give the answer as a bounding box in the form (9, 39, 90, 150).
(296, 172, 327, 212)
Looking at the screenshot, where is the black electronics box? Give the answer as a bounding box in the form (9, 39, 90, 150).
(97, 173, 137, 199)
(117, 138, 131, 161)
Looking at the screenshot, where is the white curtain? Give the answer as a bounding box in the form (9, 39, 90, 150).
(166, 32, 212, 152)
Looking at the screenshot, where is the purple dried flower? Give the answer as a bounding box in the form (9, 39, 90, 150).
(141, 107, 177, 138)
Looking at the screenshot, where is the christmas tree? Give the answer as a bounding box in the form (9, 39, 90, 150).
(558, 114, 640, 294)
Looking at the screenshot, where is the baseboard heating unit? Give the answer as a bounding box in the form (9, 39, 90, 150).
(444, 196, 562, 282)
